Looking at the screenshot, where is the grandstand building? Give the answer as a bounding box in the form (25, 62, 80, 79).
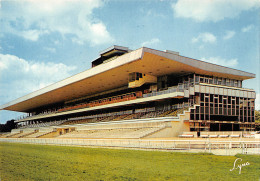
(0, 46, 256, 138)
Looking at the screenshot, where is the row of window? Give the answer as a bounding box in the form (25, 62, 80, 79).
(195, 74, 242, 88)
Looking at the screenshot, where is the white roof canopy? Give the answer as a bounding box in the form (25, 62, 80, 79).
(0, 47, 255, 112)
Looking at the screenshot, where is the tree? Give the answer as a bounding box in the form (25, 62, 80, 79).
(0, 120, 17, 132)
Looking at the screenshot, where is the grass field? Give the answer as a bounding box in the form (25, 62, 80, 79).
(0, 142, 259, 181)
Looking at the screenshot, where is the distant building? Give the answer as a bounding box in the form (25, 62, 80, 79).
(0, 46, 256, 138)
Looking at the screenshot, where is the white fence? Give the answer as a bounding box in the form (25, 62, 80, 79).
(0, 138, 259, 156)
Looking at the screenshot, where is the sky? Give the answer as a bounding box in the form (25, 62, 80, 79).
(0, 0, 259, 123)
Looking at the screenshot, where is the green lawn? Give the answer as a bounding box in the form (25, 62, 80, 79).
(0, 142, 259, 181)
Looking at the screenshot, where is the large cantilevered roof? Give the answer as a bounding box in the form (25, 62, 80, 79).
(0, 47, 255, 112)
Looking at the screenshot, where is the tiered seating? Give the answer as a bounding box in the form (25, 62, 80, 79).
(19, 103, 191, 130)
(61, 119, 91, 125)
(16, 109, 60, 122)
(0, 132, 19, 138)
(17, 86, 189, 125)
(10, 131, 36, 138)
(123, 112, 143, 120)
(167, 109, 178, 117)
(112, 114, 130, 121)
(16, 91, 143, 122)
(141, 109, 177, 119)
(142, 111, 155, 119)
(19, 120, 66, 129)
(59, 126, 165, 139)
(25, 131, 54, 138)
(158, 109, 175, 117)
(167, 107, 188, 117)
(0, 133, 9, 137)
(61, 111, 152, 126)
(99, 116, 118, 122)
(58, 91, 142, 112)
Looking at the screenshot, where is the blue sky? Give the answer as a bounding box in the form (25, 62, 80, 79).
(0, 0, 259, 123)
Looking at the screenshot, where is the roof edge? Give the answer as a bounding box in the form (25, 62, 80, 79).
(0, 47, 145, 111)
(142, 47, 255, 79)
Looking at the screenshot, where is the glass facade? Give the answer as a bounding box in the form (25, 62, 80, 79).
(194, 74, 242, 88)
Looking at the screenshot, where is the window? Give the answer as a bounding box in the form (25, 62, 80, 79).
(200, 77, 204, 83)
(136, 73, 140, 80)
(221, 78, 226, 86)
(230, 79, 234, 87)
(238, 80, 242, 88)
(213, 77, 218, 84)
(234, 80, 238, 87)
(129, 73, 135, 82)
(195, 75, 200, 83)
(200, 94, 204, 101)
(218, 78, 222, 85)
(210, 95, 214, 102)
(226, 79, 230, 86)
(209, 78, 213, 84)
(222, 78, 226, 86)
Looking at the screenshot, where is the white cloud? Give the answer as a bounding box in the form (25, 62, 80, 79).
(0, 54, 77, 103)
(223, 30, 236, 40)
(172, 0, 260, 22)
(21, 30, 48, 41)
(141, 9, 166, 18)
(141, 38, 161, 47)
(201, 57, 238, 68)
(192, 32, 216, 44)
(198, 45, 204, 50)
(44, 47, 56, 53)
(0, 0, 114, 45)
(242, 24, 254, 32)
